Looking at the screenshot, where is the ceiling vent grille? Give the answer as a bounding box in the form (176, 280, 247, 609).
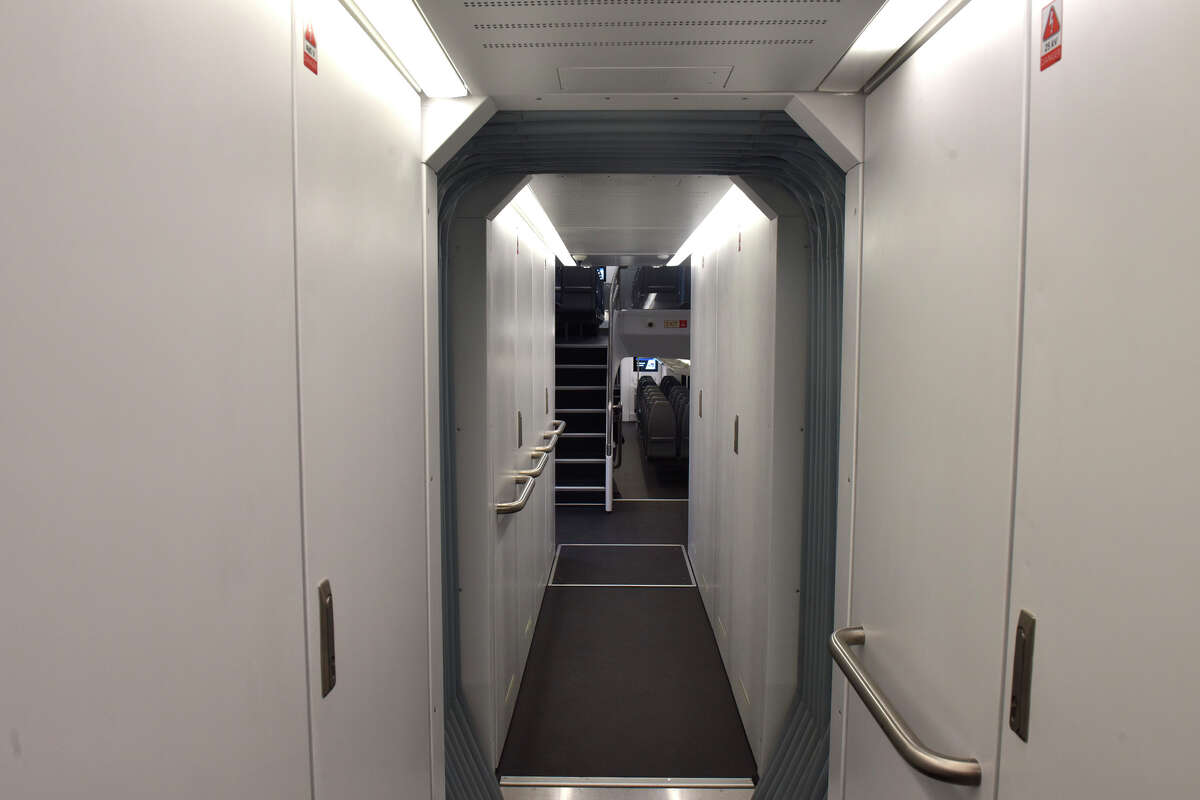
(464, 1, 841, 7)
(483, 38, 816, 47)
(475, 19, 830, 29)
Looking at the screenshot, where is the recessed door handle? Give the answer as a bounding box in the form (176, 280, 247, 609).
(318, 579, 335, 698)
(829, 626, 982, 786)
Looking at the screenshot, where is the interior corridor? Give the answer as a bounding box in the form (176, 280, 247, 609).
(497, 500, 756, 790)
(612, 422, 689, 501)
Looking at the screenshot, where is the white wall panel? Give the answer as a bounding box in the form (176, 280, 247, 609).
(451, 188, 558, 767)
(690, 251, 719, 607)
(998, 2, 1200, 796)
(687, 190, 807, 766)
(544, 252, 557, 577)
(487, 219, 519, 751)
(829, 163, 864, 800)
(763, 207, 810, 763)
(422, 165, 446, 800)
(845, 1, 1029, 797)
(514, 222, 538, 679)
(0, 2, 310, 797)
(450, 217, 494, 755)
(291, 1, 432, 797)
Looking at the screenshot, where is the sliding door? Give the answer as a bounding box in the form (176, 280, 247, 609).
(842, 1, 1029, 797)
(292, 2, 433, 796)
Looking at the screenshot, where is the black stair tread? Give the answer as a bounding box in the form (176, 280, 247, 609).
(555, 458, 606, 464)
(561, 433, 604, 438)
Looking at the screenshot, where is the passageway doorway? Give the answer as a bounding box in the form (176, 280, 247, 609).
(439, 112, 845, 800)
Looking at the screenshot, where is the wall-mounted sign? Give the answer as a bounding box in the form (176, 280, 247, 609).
(1041, 1, 1062, 71)
(304, 24, 318, 75)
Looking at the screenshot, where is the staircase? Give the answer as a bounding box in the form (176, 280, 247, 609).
(554, 338, 608, 507)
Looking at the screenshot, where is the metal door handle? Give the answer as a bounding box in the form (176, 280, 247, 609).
(519, 451, 550, 478)
(496, 474, 536, 514)
(829, 626, 982, 786)
(533, 432, 559, 453)
(547, 419, 567, 436)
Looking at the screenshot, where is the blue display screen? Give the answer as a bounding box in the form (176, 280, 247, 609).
(634, 357, 659, 372)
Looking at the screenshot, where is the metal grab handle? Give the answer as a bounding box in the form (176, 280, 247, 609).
(533, 432, 559, 453)
(496, 475, 536, 515)
(547, 419, 567, 436)
(519, 451, 550, 478)
(829, 627, 982, 786)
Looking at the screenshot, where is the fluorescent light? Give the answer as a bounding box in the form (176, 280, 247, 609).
(506, 186, 577, 266)
(854, 0, 948, 55)
(344, 0, 468, 97)
(666, 185, 767, 267)
(820, 0, 949, 92)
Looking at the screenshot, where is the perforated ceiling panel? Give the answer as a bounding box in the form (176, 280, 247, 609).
(419, 0, 887, 102)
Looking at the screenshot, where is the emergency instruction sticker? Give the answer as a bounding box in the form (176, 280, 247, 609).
(1041, 1, 1062, 71)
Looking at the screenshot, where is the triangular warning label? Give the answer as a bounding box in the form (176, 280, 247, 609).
(303, 23, 318, 75)
(1043, 6, 1061, 40)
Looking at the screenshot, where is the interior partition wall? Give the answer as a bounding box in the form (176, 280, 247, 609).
(448, 177, 558, 770)
(2, 2, 437, 798)
(436, 111, 845, 800)
(688, 178, 811, 767)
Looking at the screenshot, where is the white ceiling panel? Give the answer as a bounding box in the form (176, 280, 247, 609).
(529, 174, 731, 261)
(418, 0, 888, 98)
(557, 66, 733, 92)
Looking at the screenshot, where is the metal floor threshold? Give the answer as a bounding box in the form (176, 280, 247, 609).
(500, 787, 754, 800)
(500, 776, 755, 789)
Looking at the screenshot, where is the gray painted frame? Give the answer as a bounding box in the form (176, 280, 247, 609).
(436, 111, 845, 800)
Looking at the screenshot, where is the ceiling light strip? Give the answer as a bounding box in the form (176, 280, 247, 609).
(667, 184, 765, 267)
(862, 0, 974, 94)
(340, 0, 470, 97)
(336, 0, 421, 93)
(510, 187, 577, 266)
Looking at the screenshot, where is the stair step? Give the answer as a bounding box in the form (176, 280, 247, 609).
(555, 458, 606, 464)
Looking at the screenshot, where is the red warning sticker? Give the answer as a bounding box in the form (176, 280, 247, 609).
(664, 320, 688, 329)
(303, 24, 318, 75)
(1040, 1, 1062, 71)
